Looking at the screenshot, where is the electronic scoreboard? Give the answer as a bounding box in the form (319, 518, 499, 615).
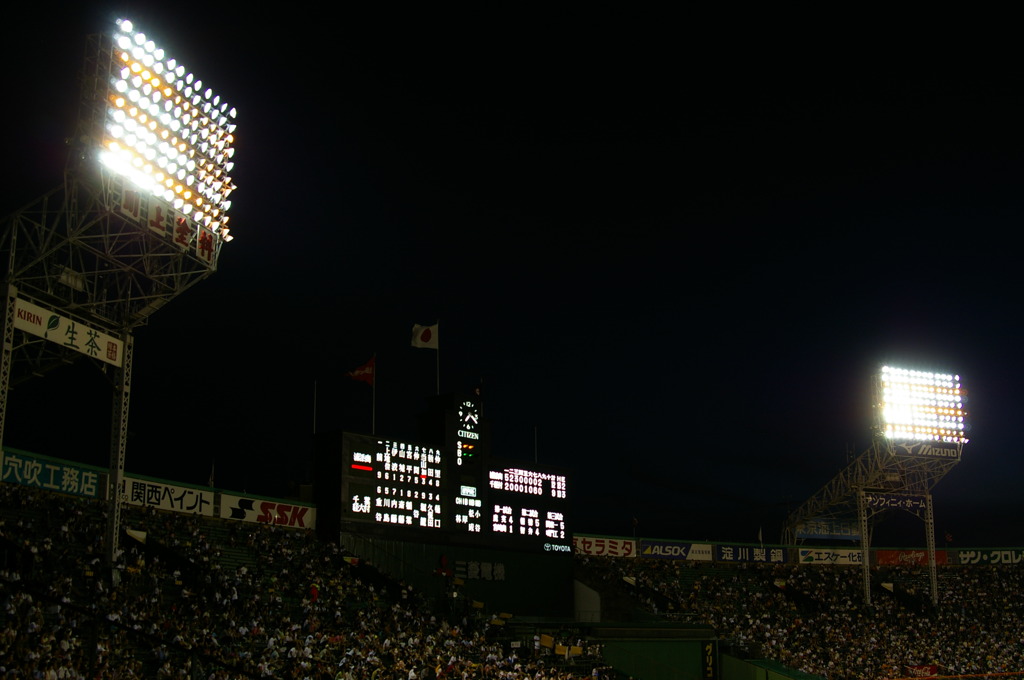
(339, 428, 571, 552)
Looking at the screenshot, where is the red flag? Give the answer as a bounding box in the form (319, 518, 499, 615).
(347, 357, 375, 385)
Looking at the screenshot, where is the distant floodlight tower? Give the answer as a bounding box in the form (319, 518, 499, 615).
(784, 364, 969, 607)
(865, 364, 968, 606)
(0, 17, 239, 569)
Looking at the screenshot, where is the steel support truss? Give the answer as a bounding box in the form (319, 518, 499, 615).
(784, 436, 959, 606)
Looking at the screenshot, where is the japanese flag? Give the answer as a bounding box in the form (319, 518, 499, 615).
(411, 323, 438, 349)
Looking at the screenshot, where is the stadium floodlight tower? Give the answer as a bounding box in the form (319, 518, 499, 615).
(783, 365, 967, 606)
(0, 18, 238, 570)
(864, 366, 967, 603)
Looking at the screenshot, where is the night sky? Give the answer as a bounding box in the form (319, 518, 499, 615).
(2, 7, 1023, 547)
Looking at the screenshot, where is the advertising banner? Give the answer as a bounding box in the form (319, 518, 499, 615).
(1, 449, 101, 498)
(121, 476, 214, 516)
(220, 493, 316, 530)
(863, 493, 927, 511)
(573, 536, 636, 557)
(640, 540, 713, 561)
(795, 517, 860, 540)
(956, 549, 1024, 565)
(798, 548, 863, 565)
(714, 544, 787, 564)
(892, 443, 960, 460)
(14, 297, 123, 367)
(876, 550, 948, 567)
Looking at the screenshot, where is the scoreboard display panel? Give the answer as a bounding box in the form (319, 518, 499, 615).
(487, 467, 568, 545)
(343, 434, 445, 530)
(340, 432, 570, 552)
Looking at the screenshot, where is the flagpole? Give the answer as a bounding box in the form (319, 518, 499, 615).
(372, 352, 377, 435)
(435, 319, 440, 395)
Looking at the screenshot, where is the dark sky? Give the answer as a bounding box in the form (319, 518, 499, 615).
(2, 7, 1023, 546)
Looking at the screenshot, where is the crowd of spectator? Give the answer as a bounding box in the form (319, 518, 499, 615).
(10, 478, 1024, 680)
(1, 484, 609, 679)
(576, 552, 1024, 679)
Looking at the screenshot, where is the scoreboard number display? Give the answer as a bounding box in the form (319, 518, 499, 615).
(341, 433, 570, 552)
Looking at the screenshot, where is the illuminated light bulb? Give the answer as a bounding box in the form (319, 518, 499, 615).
(194, 79, 202, 91)
(229, 107, 237, 118)
(142, 53, 154, 67)
(185, 72, 194, 84)
(114, 97, 125, 108)
(204, 87, 213, 99)
(117, 35, 132, 49)
(153, 62, 163, 74)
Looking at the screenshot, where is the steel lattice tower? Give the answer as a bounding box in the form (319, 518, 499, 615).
(0, 22, 236, 572)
